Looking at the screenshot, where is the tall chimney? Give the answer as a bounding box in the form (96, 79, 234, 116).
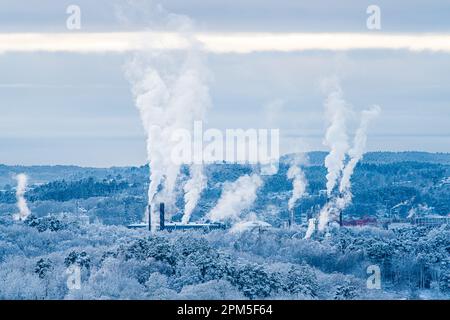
(159, 203, 165, 231)
(289, 209, 295, 228)
(148, 205, 152, 231)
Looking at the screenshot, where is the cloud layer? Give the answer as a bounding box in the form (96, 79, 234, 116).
(2, 32, 450, 54)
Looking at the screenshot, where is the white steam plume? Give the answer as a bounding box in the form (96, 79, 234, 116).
(317, 87, 380, 232)
(124, 3, 210, 227)
(317, 203, 331, 232)
(322, 81, 351, 197)
(287, 165, 307, 212)
(182, 165, 206, 224)
(208, 174, 263, 223)
(13, 174, 31, 221)
(319, 106, 381, 227)
(317, 198, 346, 231)
(339, 105, 381, 198)
(229, 213, 271, 234)
(304, 218, 317, 239)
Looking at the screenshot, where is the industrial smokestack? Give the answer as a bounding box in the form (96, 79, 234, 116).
(124, 3, 212, 223)
(148, 205, 152, 231)
(289, 210, 295, 228)
(160, 203, 165, 231)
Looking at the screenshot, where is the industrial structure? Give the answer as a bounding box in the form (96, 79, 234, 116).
(412, 215, 450, 227)
(128, 203, 226, 232)
(342, 217, 377, 227)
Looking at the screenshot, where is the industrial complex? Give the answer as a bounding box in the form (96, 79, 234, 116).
(128, 203, 226, 232)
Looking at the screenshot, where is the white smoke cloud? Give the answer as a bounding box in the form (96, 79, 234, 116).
(287, 163, 308, 212)
(339, 105, 381, 198)
(317, 196, 349, 232)
(123, 2, 210, 228)
(317, 79, 380, 233)
(229, 212, 271, 234)
(319, 106, 381, 229)
(13, 174, 31, 221)
(304, 218, 317, 239)
(317, 202, 332, 231)
(208, 174, 263, 223)
(182, 164, 206, 224)
(322, 80, 351, 197)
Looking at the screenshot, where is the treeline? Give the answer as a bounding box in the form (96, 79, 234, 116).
(1, 160, 449, 223)
(27, 177, 129, 202)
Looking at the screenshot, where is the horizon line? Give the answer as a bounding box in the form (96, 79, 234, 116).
(2, 150, 449, 169)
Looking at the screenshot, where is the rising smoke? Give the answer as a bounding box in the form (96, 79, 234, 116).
(339, 105, 381, 198)
(13, 174, 31, 221)
(229, 212, 271, 234)
(321, 105, 380, 229)
(123, 2, 210, 228)
(322, 81, 351, 197)
(314, 80, 380, 235)
(208, 174, 263, 224)
(305, 218, 317, 239)
(182, 164, 206, 224)
(287, 157, 308, 213)
(315, 80, 351, 233)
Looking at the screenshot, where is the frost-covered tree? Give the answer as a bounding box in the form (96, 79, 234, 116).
(279, 265, 319, 298)
(35, 258, 53, 279)
(64, 251, 91, 270)
(333, 281, 358, 300)
(228, 264, 278, 299)
(179, 280, 244, 300)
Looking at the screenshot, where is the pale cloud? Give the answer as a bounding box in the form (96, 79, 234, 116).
(2, 32, 450, 54)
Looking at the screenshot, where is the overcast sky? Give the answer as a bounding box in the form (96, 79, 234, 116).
(0, 0, 449, 167)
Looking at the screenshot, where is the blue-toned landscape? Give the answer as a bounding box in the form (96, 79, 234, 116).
(1, 151, 449, 299)
(1, 1, 450, 303)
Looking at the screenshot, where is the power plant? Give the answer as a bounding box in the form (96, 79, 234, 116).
(128, 203, 226, 232)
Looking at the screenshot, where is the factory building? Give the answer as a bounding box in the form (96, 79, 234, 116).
(412, 215, 450, 227)
(128, 203, 226, 232)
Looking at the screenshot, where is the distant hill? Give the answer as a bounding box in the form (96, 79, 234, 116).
(1, 151, 449, 187)
(284, 151, 450, 166)
(0, 164, 145, 187)
(1, 151, 449, 225)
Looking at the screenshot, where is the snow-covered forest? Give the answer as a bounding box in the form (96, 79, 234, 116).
(0, 152, 449, 300)
(0, 214, 448, 299)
